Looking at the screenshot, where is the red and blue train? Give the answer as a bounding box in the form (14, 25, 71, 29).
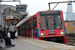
(17, 10, 67, 43)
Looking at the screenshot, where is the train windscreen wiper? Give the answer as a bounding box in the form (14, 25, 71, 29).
(53, 18, 56, 29)
(60, 20, 62, 30)
(53, 18, 56, 26)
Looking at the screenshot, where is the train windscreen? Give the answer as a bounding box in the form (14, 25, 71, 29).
(39, 11, 63, 30)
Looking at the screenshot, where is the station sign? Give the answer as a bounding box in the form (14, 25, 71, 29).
(5, 19, 18, 22)
(6, 17, 13, 19)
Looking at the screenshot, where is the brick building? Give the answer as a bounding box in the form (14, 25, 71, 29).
(64, 21, 75, 33)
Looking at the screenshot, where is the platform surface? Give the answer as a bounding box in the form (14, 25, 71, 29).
(0, 37, 75, 50)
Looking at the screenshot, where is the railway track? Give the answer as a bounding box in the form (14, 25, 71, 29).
(47, 37, 75, 46)
(66, 37, 75, 46)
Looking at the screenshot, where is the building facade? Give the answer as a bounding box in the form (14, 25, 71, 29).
(65, 21, 75, 33)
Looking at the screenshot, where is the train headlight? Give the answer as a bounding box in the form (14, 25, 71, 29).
(40, 33, 45, 36)
(59, 32, 64, 35)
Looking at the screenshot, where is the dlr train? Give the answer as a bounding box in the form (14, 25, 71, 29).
(17, 10, 67, 43)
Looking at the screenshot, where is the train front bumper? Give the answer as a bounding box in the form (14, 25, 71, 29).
(40, 35, 64, 38)
(40, 35, 66, 40)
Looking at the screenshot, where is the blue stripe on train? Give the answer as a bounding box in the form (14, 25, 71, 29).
(64, 27, 66, 36)
(35, 29, 39, 38)
(37, 29, 39, 38)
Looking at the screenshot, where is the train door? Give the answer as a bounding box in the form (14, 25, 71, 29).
(28, 21, 30, 38)
(33, 17, 37, 38)
(22, 24, 24, 36)
(18, 26, 21, 36)
(24, 23, 26, 37)
(22, 23, 26, 37)
(28, 18, 33, 38)
(26, 21, 29, 38)
(25, 22, 27, 37)
(30, 18, 34, 38)
(20, 26, 22, 36)
(31, 18, 34, 39)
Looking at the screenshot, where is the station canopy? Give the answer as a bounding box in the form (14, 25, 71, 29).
(1, 4, 27, 26)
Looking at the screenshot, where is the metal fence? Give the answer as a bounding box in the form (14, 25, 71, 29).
(66, 33, 75, 38)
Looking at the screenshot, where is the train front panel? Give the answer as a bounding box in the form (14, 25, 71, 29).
(37, 10, 67, 43)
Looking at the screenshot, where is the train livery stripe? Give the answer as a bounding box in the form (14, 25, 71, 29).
(61, 11, 66, 36)
(36, 12, 39, 38)
(64, 27, 66, 36)
(36, 29, 39, 38)
(61, 11, 65, 27)
(37, 12, 39, 29)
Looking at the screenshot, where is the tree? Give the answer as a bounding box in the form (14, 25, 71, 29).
(65, 19, 68, 21)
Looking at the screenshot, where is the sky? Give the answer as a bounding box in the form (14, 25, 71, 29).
(1, 0, 75, 20)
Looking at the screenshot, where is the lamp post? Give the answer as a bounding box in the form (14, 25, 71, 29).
(0, 1, 3, 29)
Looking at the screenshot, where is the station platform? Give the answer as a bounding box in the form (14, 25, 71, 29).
(0, 36, 75, 50)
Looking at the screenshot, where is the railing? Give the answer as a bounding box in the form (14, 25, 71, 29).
(66, 33, 75, 38)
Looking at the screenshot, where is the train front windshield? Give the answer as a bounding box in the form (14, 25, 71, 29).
(39, 11, 63, 30)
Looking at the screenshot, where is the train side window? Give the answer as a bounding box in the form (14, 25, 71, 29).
(28, 21, 31, 31)
(40, 16, 46, 30)
(33, 17, 37, 30)
(22, 23, 25, 32)
(47, 16, 54, 29)
(26, 22, 28, 33)
(26, 22, 28, 30)
(25, 23, 26, 31)
(17, 26, 21, 34)
(55, 15, 63, 29)
(28, 18, 33, 31)
(31, 19, 33, 30)
(18, 26, 20, 32)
